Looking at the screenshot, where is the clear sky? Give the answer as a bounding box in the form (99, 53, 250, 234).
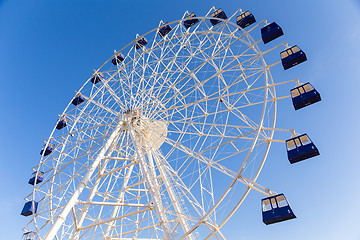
(1, 0, 360, 239)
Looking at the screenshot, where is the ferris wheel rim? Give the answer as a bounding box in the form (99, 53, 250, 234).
(26, 9, 280, 239)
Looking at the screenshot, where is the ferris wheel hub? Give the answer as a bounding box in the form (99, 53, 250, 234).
(25, 7, 309, 238)
(120, 109, 167, 150)
(123, 108, 141, 119)
(130, 117, 168, 150)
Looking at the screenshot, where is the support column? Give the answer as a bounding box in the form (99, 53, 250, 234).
(129, 129, 174, 240)
(71, 133, 121, 240)
(44, 121, 125, 240)
(151, 150, 194, 240)
(102, 164, 136, 238)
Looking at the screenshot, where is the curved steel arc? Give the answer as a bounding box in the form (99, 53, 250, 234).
(203, 29, 279, 240)
(25, 9, 285, 240)
(178, 22, 274, 240)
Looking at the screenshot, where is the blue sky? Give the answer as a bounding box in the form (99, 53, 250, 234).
(1, 0, 360, 239)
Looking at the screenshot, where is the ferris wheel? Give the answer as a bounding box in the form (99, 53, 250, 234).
(21, 7, 321, 240)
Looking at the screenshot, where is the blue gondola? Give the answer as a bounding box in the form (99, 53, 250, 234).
(210, 8, 227, 26)
(291, 83, 321, 110)
(21, 201, 38, 216)
(135, 37, 148, 49)
(262, 194, 296, 225)
(183, 13, 199, 29)
(261, 22, 283, 44)
(281, 45, 307, 70)
(111, 53, 124, 65)
(56, 117, 67, 130)
(236, 11, 256, 28)
(28, 171, 44, 185)
(72, 93, 85, 106)
(286, 134, 319, 164)
(23, 231, 38, 240)
(40, 143, 54, 156)
(158, 23, 172, 37)
(90, 74, 103, 84)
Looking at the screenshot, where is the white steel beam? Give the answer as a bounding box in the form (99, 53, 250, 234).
(44, 121, 125, 240)
(103, 163, 136, 238)
(71, 132, 124, 240)
(77, 208, 151, 231)
(129, 128, 174, 240)
(151, 150, 194, 240)
(77, 201, 152, 208)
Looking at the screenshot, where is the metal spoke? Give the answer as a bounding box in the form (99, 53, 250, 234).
(23, 9, 297, 240)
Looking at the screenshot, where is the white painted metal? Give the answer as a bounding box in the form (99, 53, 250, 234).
(151, 150, 195, 240)
(70, 131, 125, 240)
(129, 128, 174, 240)
(44, 121, 125, 240)
(23, 7, 298, 240)
(102, 163, 136, 238)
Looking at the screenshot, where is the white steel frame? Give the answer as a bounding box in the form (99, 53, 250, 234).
(23, 7, 300, 240)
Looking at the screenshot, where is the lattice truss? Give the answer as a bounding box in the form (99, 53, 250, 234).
(24, 7, 296, 240)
